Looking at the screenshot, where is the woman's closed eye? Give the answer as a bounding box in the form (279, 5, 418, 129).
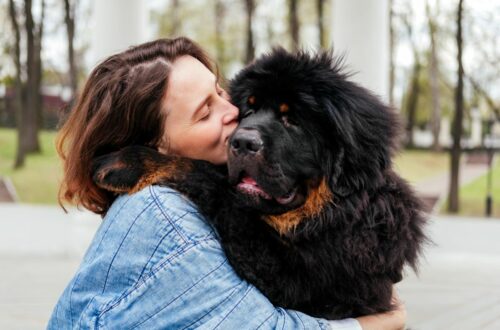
(197, 85, 230, 122)
(199, 105, 211, 121)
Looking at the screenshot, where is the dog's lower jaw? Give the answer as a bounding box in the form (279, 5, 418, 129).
(263, 178, 332, 235)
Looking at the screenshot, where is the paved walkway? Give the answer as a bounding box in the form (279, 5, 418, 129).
(398, 216, 500, 330)
(0, 204, 100, 330)
(1, 204, 500, 329)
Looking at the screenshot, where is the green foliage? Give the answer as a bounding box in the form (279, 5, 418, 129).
(0, 128, 61, 204)
(151, 0, 332, 78)
(0, 74, 15, 86)
(152, 0, 247, 78)
(400, 50, 454, 129)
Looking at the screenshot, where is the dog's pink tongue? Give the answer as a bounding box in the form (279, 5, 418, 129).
(238, 176, 272, 200)
(242, 176, 258, 185)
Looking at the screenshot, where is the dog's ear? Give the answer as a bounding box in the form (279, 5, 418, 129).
(319, 62, 403, 194)
(92, 146, 191, 194)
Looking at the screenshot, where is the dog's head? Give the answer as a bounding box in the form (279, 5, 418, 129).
(227, 48, 402, 223)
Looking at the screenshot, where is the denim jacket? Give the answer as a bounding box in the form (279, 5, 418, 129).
(48, 186, 361, 330)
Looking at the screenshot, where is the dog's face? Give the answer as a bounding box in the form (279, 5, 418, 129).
(227, 97, 321, 214)
(227, 72, 324, 215)
(227, 48, 401, 218)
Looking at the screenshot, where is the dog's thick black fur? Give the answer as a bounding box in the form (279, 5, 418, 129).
(93, 48, 428, 319)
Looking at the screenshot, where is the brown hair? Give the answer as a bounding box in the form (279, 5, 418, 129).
(57, 37, 215, 215)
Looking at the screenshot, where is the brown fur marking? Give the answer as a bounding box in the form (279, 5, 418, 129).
(264, 178, 332, 235)
(279, 103, 289, 113)
(130, 157, 192, 194)
(248, 95, 256, 105)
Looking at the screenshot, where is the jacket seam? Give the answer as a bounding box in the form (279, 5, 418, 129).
(150, 186, 189, 244)
(134, 208, 191, 285)
(294, 311, 306, 329)
(100, 199, 155, 294)
(135, 225, 177, 284)
(68, 196, 133, 329)
(78, 296, 96, 329)
(122, 255, 229, 329)
(256, 312, 274, 330)
(180, 284, 240, 330)
(213, 285, 252, 329)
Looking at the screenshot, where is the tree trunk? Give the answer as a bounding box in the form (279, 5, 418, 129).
(9, 0, 45, 167)
(8, 0, 25, 168)
(405, 59, 421, 147)
(316, 0, 325, 48)
(389, 0, 395, 106)
(244, 0, 255, 63)
(448, 0, 464, 213)
(289, 0, 299, 52)
(35, 0, 45, 135)
(64, 0, 78, 98)
(426, 0, 441, 151)
(401, 7, 421, 147)
(23, 0, 42, 154)
(170, 0, 180, 36)
(215, 0, 226, 74)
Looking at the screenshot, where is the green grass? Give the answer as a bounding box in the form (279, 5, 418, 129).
(451, 157, 500, 218)
(393, 150, 449, 184)
(0, 128, 61, 204)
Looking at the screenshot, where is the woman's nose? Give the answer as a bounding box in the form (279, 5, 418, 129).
(222, 102, 239, 125)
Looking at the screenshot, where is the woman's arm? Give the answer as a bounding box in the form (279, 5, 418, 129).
(355, 288, 406, 330)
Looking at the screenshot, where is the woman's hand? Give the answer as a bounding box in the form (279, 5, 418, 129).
(355, 286, 406, 330)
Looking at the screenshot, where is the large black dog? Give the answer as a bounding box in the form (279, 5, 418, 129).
(92, 48, 428, 319)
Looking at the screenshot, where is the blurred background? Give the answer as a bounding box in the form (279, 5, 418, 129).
(0, 0, 499, 329)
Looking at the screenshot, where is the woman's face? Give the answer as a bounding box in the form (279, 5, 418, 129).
(159, 56, 239, 164)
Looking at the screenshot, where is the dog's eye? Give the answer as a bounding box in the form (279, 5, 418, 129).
(242, 109, 255, 119)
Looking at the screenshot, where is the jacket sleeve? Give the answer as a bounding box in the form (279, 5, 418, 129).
(95, 230, 360, 330)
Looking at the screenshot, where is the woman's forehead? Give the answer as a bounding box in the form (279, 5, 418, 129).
(169, 55, 215, 89)
(163, 56, 215, 116)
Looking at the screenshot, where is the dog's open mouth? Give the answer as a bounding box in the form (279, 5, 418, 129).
(237, 175, 297, 205)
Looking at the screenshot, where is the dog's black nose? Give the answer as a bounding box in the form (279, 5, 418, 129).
(230, 129, 263, 154)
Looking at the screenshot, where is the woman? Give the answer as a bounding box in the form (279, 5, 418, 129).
(48, 37, 406, 329)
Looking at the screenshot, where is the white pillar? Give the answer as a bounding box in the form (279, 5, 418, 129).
(89, 0, 148, 67)
(470, 108, 482, 147)
(331, 0, 389, 100)
(439, 117, 451, 147)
